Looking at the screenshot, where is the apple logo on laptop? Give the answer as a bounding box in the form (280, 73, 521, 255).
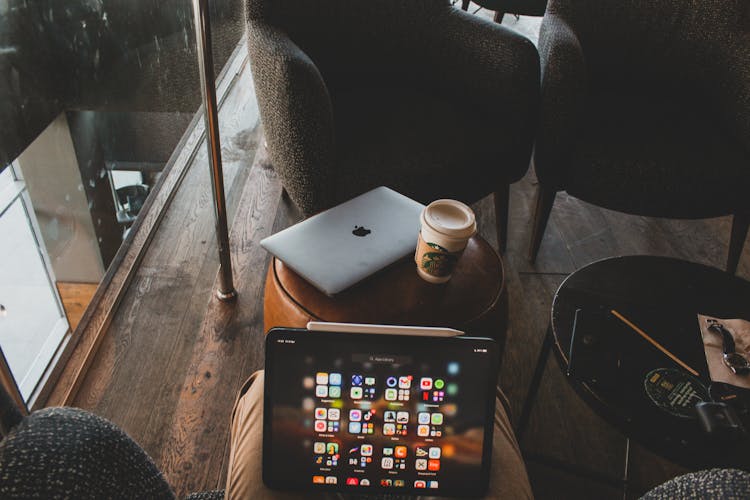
(352, 225, 371, 237)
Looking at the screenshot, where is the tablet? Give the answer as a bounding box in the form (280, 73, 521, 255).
(263, 328, 498, 497)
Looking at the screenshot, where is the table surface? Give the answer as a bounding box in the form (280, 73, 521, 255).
(550, 256, 750, 469)
(266, 235, 506, 336)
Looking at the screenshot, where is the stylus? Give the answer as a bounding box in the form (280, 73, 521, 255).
(306, 321, 464, 337)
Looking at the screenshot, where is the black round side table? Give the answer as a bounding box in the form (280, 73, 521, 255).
(518, 256, 750, 473)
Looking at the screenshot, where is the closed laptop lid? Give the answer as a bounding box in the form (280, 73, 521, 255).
(260, 187, 424, 295)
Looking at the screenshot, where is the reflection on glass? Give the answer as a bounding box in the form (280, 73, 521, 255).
(0, 0, 245, 402)
(0, 189, 68, 401)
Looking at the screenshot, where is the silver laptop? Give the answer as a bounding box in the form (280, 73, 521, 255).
(260, 187, 424, 296)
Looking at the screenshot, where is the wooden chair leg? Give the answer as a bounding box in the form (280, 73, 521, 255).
(461, 0, 470, 10)
(494, 183, 510, 254)
(493, 11, 505, 23)
(528, 186, 556, 263)
(727, 212, 750, 274)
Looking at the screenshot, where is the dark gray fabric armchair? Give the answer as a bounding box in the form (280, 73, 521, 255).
(246, 0, 539, 251)
(529, 0, 750, 272)
(0, 404, 224, 499)
(641, 468, 750, 499)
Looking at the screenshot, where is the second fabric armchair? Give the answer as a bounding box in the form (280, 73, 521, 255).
(246, 0, 539, 252)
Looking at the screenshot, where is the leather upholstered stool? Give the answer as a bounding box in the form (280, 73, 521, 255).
(263, 235, 508, 362)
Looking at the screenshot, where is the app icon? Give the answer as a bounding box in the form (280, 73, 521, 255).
(362, 409, 375, 421)
(328, 408, 340, 420)
(327, 443, 339, 454)
(414, 480, 427, 488)
(328, 386, 341, 398)
(316, 372, 329, 385)
(349, 409, 362, 422)
(447, 383, 458, 396)
(348, 422, 362, 433)
(360, 479, 370, 486)
(415, 459, 427, 471)
(398, 376, 412, 389)
(325, 476, 337, 484)
(315, 385, 328, 398)
(303, 377, 315, 389)
(394, 446, 407, 459)
(428, 480, 439, 489)
(385, 388, 397, 401)
(381, 457, 394, 469)
(313, 442, 326, 454)
(415, 447, 428, 457)
(315, 420, 327, 432)
(381, 479, 393, 487)
(398, 389, 410, 401)
(384, 410, 396, 422)
(365, 377, 376, 386)
(386, 376, 398, 387)
(315, 408, 327, 419)
(434, 379, 445, 389)
(418, 412, 430, 424)
(361, 444, 373, 456)
(363, 387, 377, 400)
(350, 387, 363, 399)
(447, 362, 460, 375)
(382, 447, 393, 456)
(329, 373, 342, 386)
(429, 447, 441, 459)
(431, 413, 444, 425)
(428, 459, 440, 471)
(351, 374, 364, 386)
(432, 390, 445, 402)
(394, 480, 405, 487)
(383, 423, 396, 435)
(396, 411, 409, 424)
(346, 477, 359, 486)
(417, 425, 430, 437)
(420, 377, 433, 390)
(313, 475, 325, 484)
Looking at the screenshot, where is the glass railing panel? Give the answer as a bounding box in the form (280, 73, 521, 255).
(0, 0, 246, 404)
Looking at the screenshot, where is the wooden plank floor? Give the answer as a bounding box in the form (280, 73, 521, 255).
(67, 48, 750, 499)
(57, 282, 99, 331)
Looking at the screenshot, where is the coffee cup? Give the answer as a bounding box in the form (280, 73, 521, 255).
(415, 199, 476, 283)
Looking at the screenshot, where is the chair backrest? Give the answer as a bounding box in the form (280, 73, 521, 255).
(246, 0, 453, 90)
(547, 0, 748, 94)
(0, 407, 175, 499)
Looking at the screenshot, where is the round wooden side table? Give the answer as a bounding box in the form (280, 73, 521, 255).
(263, 235, 508, 360)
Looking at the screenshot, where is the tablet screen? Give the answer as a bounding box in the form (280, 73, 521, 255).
(263, 328, 498, 497)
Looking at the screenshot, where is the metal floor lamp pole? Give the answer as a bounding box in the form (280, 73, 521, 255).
(192, 0, 238, 302)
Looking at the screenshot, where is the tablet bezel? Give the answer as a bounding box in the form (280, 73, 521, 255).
(262, 327, 499, 498)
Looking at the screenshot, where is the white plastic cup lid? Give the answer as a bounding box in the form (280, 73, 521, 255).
(422, 199, 476, 239)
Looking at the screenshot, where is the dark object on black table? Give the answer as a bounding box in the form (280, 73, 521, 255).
(567, 307, 626, 386)
(696, 402, 747, 442)
(528, 0, 750, 274)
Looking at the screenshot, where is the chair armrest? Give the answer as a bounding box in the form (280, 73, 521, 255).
(247, 22, 336, 215)
(534, 13, 588, 190)
(419, 8, 540, 180)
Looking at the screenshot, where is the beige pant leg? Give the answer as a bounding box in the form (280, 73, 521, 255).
(485, 389, 533, 499)
(226, 371, 532, 500)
